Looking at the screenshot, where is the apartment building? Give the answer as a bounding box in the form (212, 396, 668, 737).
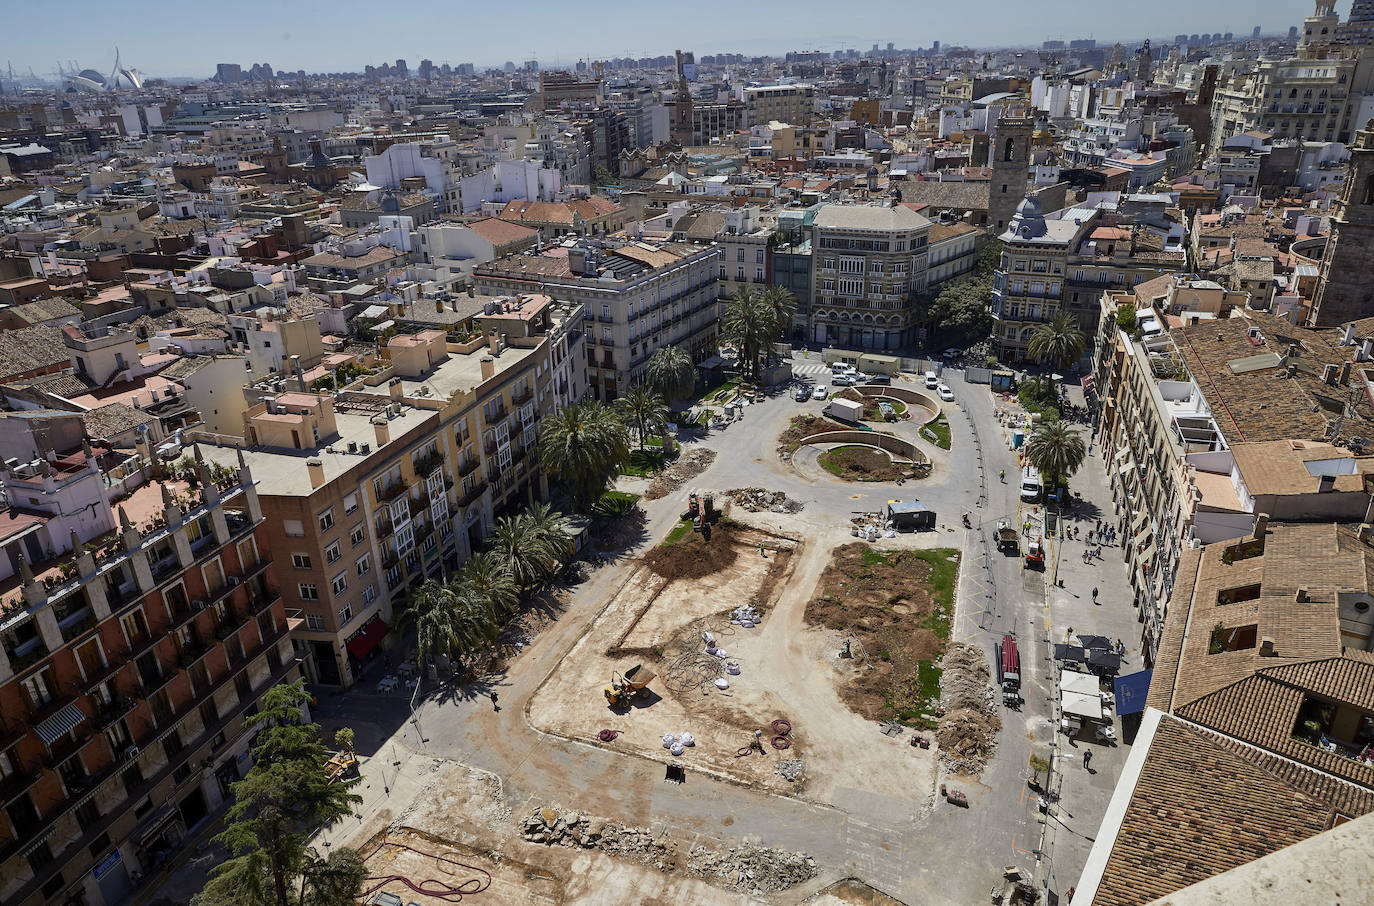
(0, 437, 297, 906)
(743, 84, 815, 127)
(925, 219, 979, 286)
(1092, 295, 1374, 661)
(990, 197, 1095, 362)
(713, 206, 773, 303)
(197, 294, 585, 688)
(473, 239, 718, 401)
(1209, 50, 1371, 151)
(809, 203, 931, 350)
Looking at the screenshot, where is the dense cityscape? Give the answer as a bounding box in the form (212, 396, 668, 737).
(0, 2, 1372, 905)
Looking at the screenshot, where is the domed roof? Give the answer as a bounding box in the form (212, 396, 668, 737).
(1006, 193, 1048, 239)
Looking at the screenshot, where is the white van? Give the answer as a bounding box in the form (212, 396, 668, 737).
(1019, 466, 1043, 503)
(924, 370, 939, 389)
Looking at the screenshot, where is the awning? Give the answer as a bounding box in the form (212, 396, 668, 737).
(1062, 689, 1104, 720)
(1114, 445, 1131, 462)
(1114, 669, 1153, 715)
(36, 701, 87, 746)
(136, 804, 180, 846)
(346, 618, 389, 659)
(1117, 458, 1137, 476)
(1138, 539, 1157, 568)
(1078, 634, 1112, 651)
(1061, 670, 1100, 695)
(1131, 509, 1149, 532)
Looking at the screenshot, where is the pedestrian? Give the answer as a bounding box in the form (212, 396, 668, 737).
(1092, 587, 1099, 604)
(489, 691, 500, 712)
(760, 543, 767, 557)
(1095, 519, 1101, 533)
(1083, 749, 1093, 771)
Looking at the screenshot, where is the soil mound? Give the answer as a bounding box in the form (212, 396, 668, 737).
(642, 524, 741, 579)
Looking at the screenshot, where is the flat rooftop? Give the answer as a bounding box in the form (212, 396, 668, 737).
(382, 344, 540, 402)
(196, 405, 438, 497)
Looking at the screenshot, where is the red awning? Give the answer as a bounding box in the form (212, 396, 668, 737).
(346, 618, 389, 659)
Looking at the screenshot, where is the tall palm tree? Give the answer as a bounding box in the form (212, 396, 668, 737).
(490, 504, 571, 591)
(1024, 419, 1087, 491)
(1028, 313, 1087, 377)
(760, 285, 797, 341)
(720, 288, 777, 383)
(456, 550, 520, 621)
(537, 400, 631, 510)
(646, 346, 696, 402)
(616, 386, 669, 449)
(394, 580, 465, 670)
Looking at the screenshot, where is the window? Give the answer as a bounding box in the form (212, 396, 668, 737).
(755, 248, 764, 264)
(291, 553, 311, 570)
(1208, 623, 1258, 654)
(736, 266, 745, 281)
(736, 248, 744, 261)
(343, 492, 358, 514)
(356, 555, 371, 576)
(299, 583, 319, 601)
(318, 508, 335, 533)
(362, 585, 377, 605)
(283, 519, 305, 537)
(325, 542, 341, 564)
(306, 614, 326, 631)
(755, 267, 764, 282)
(331, 573, 348, 596)
(338, 604, 353, 625)
(350, 524, 365, 546)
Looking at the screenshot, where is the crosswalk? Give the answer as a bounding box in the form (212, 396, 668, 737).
(792, 363, 831, 378)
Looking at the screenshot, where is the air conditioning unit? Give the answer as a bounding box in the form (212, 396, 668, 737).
(123, 745, 140, 761)
(228, 576, 240, 586)
(192, 600, 205, 610)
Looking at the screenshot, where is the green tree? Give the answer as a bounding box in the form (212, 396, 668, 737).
(194, 680, 363, 906)
(914, 243, 998, 348)
(759, 285, 797, 339)
(645, 346, 696, 401)
(1028, 313, 1087, 376)
(592, 164, 614, 186)
(1115, 305, 1137, 333)
(490, 502, 572, 591)
(456, 550, 520, 622)
(537, 400, 631, 510)
(616, 385, 669, 449)
(394, 580, 464, 670)
(720, 288, 785, 383)
(1024, 418, 1087, 492)
(299, 848, 367, 906)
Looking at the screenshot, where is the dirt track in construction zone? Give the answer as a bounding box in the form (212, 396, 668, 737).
(527, 508, 941, 813)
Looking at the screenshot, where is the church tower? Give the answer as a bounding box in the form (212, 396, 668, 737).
(671, 49, 694, 147)
(988, 113, 1033, 233)
(1311, 120, 1374, 325)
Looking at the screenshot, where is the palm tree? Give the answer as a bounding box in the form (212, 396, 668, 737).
(490, 504, 571, 591)
(456, 551, 520, 621)
(646, 346, 696, 402)
(1028, 313, 1087, 377)
(760, 285, 797, 339)
(394, 580, 465, 670)
(537, 400, 631, 510)
(616, 386, 669, 449)
(1024, 418, 1087, 491)
(720, 288, 778, 383)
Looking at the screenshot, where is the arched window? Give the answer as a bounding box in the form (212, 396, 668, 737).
(1004, 136, 1016, 162)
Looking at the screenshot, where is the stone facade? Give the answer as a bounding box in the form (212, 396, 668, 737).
(1311, 121, 1374, 325)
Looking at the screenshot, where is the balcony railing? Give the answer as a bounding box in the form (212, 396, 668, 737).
(457, 482, 487, 508)
(458, 456, 480, 477)
(413, 450, 444, 476)
(378, 480, 411, 504)
(93, 696, 137, 732)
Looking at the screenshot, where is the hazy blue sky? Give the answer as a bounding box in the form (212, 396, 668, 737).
(6, 0, 1310, 79)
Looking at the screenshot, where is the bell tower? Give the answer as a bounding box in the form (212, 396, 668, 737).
(988, 113, 1033, 233)
(1311, 120, 1374, 325)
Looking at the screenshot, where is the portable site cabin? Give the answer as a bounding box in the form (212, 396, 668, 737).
(825, 397, 864, 423)
(886, 499, 935, 531)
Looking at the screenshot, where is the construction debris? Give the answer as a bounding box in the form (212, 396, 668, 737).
(936, 643, 1002, 774)
(725, 487, 804, 513)
(520, 808, 817, 893)
(686, 841, 818, 893)
(645, 449, 717, 500)
(774, 757, 805, 782)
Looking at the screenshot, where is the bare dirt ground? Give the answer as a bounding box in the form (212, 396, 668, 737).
(645, 448, 718, 499)
(777, 415, 841, 454)
(817, 446, 912, 483)
(531, 503, 948, 811)
(805, 544, 956, 729)
(805, 878, 908, 905)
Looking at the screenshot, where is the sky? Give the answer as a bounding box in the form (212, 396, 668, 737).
(4, 0, 1311, 80)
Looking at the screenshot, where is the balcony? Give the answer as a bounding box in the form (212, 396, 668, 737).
(413, 449, 444, 477)
(213, 608, 252, 642)
(4, 638, 48, 675)
(176, 636, 212, 670)
(457, 481, 488, 508)
(378, 480, 411, 504)
(458, 456, 481, 477)
(512, 386, 534, 406)
(0, 757, 41, 810)
(80, 657, 128, 693)
(92, 696, 137, 732)
(166, 599, 206, 635)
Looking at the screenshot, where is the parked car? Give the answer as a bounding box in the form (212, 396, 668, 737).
(865, 374, 891, 385)
(924, 370, 939, 389)
(938, 383, 955, 401)
(813, 385, 829, 400)
(833, 374, 856, 387)
(794, 385, 811, 402)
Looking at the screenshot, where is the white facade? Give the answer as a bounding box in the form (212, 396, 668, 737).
(457, 159, 562, 214)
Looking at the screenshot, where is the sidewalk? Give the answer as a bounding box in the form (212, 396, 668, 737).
(1035, 387, 1141, 903)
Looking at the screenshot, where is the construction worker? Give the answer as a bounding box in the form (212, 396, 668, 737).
(1000, 468, 1006, 482)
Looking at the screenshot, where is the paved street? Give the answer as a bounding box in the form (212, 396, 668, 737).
(298, 351, 1141, 906)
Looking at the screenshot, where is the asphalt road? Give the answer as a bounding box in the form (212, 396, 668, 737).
(307, 352, 1141, 906)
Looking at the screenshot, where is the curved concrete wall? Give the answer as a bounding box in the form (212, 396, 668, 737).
(799, 430, 930, 466)
(848, 386, 942, 420)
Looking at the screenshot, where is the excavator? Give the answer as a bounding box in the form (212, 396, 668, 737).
(604, 664, 655, 708)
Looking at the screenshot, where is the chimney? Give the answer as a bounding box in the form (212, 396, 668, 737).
(1319, 473, 1336, 493)
(1360, 523, 1373, 544)
(480, 356, 495, 380)
(1323, 363, 1339, 385)
(487, 332, 502, 354)
(372, 416, 390, 447)
(1252, 512, 1269, 540)
(306, 457, 325, 489)
(291, 355, 305, 392)
(1344, 323, 1356, 346)
(1340, 361, 1353, 385)
(1296, 586, 1310, 603)
(388, 377, 403, 400)
(1259, 636, 1276, 657)
(1363, 338, 1374, 362)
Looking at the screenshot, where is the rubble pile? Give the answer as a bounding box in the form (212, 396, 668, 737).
(687, 841, 819, 893)
(725, 487, 804, 513)
(520, 808, 817, 892)
(935, 642, 1002, 774)
(645, 449, 717, 500)
(774, 757, 805, 782)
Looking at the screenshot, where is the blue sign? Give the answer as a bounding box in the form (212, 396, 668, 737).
(1113, 669, 1153, 715)
(93, 850, 122, 880)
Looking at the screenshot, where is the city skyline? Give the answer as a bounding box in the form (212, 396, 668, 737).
(6, 0, 1304, 79)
